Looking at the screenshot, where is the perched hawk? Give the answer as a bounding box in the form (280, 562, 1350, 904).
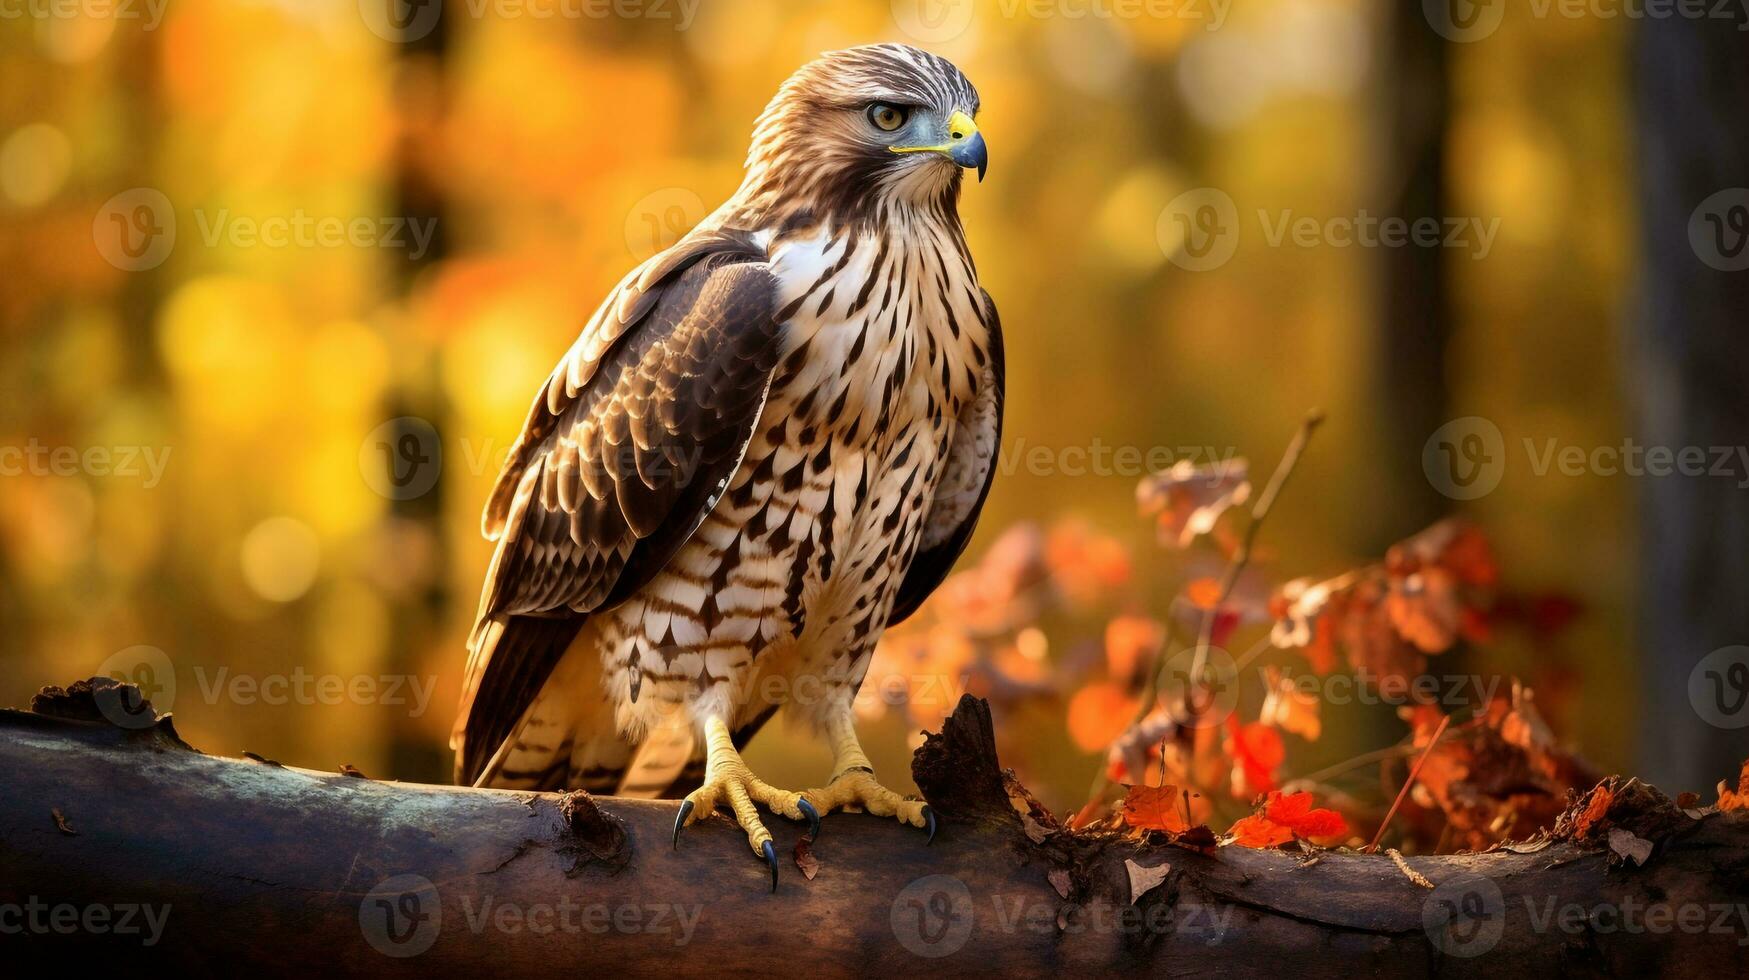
(453, 44, 1001, 886)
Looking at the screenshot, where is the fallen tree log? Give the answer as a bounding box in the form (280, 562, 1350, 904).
(2, 679, 1747, 977)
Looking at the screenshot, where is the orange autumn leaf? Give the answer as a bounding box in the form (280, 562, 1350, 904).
(1226, 790, 1348, 848)
(1385, 566, 1464, 654)
(1718, 760, 1749, 812)
(1120, 784, 1191, 834)
(1184, 577, 1223, 609)
(1068, 682, 1139, 752)
(1105, 615, 1165, 684)
(1259, 665, 1321, 741)
(1224, 716, 1285, 796)
(1046, 519, 1133, 606)
(1571, 784, 1615, 838)
(1227, 813, 1295, 848)
(1264, 790, 1348, 838)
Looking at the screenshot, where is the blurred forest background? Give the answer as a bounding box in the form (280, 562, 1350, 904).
(2, 0, 1744, 813)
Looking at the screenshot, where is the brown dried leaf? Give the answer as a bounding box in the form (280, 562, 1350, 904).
(1124, 859, 1171, 903)
(1607, 827, 1654, 867)
(1048, 868, 1072, 898)
(794, 837, 819, 880)
(51, 808, 76, 836)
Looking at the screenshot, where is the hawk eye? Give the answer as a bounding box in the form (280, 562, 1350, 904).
(867, 103, 909, 133)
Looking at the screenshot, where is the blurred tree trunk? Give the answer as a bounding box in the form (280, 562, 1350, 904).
(380, 9, 455, 782)
(1631, 15, 1749, 792)
(1369, 3, 1453, 551)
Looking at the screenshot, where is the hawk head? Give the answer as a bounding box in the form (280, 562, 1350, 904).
(738, 44, 986, 223)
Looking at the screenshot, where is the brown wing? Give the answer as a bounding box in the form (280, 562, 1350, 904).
(454, 233, 784, 785)
(889, 288, 1005, 625)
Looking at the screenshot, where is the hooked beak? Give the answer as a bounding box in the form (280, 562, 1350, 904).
(890, 109, 988, 183)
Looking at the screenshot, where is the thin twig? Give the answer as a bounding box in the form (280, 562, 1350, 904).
(1386, 848, 1434, 888)
(1365, 715, 1450, 854)
(1291, 740, 1420, 786)
(1182, 410, 1325, 701)
(1082, 411, 1325, 812)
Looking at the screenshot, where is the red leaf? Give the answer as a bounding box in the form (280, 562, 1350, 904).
(1120, 784, 1191, 834)
(1224, 717, 1285, 796)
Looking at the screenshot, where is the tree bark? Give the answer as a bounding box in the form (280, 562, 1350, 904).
(2, 680, 1747, 977)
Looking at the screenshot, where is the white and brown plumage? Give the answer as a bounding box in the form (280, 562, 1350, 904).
(453, 44, 1001, 884)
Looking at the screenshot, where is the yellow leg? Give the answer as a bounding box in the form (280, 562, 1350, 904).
(802, 709, 934, 840)
(673, 716, 817, 890)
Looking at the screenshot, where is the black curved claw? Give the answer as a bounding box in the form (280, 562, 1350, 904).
(922, 805, 937, 845)
(672, 799, 694, 851)
(762, 839, 779, 892)
(797, 797, 821, 840)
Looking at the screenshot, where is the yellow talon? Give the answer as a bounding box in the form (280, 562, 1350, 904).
(678, 717, 810, 858)
(800, 710, 932, 835)
(804, 769, 930, 828)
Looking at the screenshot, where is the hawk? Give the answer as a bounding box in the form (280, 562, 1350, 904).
(453, 44, 1001, 887)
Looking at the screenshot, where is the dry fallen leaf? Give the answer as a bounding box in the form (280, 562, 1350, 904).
(1607, 827, 1654, 867)
(1048, 868, 1072, 899)
(51, 808, 76, 836)
(339, 764, 368, 779)
(1067, 681, 1140, 752)
(794, 837, 819, 881)
(1124, 859, 1171, 903)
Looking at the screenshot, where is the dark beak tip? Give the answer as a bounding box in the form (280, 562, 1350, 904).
(953, 132, 989, 183)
